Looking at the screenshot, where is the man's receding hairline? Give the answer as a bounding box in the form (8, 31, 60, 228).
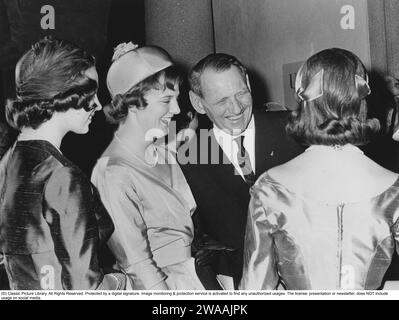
(199, 64, 247, 88)
(195, 66, 249, 104)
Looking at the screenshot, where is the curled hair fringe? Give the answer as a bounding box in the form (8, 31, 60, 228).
(7, 78, 97, 130)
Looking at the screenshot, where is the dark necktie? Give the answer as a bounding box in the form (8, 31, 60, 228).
(234, 135, 256, 186)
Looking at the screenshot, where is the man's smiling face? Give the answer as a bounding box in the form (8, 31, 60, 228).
(199, 66, 253, 135)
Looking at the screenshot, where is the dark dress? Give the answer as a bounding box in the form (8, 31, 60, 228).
(0, 140, 119, 290)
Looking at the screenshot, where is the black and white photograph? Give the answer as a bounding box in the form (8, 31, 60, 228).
(0, 0, 399, 306)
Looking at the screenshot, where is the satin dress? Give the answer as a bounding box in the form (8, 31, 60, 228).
(91, 136, 204, 290)
(0, 140, 125, 290)
(240, 172, 399, 290)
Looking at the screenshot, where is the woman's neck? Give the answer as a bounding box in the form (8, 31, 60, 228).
(18, 121, 66, 149)
(306, 144, 363, 154)
(115, 121, 153, 158)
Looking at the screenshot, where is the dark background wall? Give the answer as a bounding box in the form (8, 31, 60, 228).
(66, 0, 146, 175)
(145, 0, 214, 70)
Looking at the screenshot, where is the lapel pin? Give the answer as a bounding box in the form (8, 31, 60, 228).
(270, 150, 275, 157)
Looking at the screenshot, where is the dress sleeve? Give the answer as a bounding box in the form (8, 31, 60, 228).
(239, 182, 280, 290)
(91, 160, 167, 289)
(44, 166, 106, 290)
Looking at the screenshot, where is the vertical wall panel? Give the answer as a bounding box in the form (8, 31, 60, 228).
(384, 0, 399, 78)
(212, 0, 371, 109)
(145, 0, 214, 69)
(367, 0, 388, 75)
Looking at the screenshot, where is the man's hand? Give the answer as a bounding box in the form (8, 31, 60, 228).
(194, 237, 235, 267)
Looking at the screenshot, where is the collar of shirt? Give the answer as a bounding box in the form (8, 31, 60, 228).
(212, 115, 255, 179)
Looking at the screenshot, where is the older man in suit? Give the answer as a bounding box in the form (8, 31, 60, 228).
(180, 53, 303, 289)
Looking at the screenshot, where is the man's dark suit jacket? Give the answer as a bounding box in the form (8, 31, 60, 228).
(180, 109, 304, 286)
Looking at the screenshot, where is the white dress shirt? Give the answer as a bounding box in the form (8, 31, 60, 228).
(213, 116, 255, 180)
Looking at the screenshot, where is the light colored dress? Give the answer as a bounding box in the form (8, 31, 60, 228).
(91, 136, 204, 290)
(240, 172, 399, 290)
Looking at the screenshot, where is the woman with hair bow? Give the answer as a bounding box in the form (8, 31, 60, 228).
(0, 37, 126, 290)
(91, 43, 204, 290)
(240, 48, 399, 290)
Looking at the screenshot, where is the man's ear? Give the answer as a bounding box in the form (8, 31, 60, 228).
(245, 74, 252, 92)
(189, 90, 206, 114)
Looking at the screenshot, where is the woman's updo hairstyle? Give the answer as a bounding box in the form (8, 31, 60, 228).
(104, 43, 181, 124)
(286, 48, 380, 146)
(6, 37, 97, 130)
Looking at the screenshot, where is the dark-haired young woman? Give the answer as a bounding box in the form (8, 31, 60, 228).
(240, 48, 399, 290)
(0, 37, 126, 290)
(91, 43, 204, 290)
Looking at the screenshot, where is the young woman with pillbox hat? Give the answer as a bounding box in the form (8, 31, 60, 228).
(91, 42, 204, 290)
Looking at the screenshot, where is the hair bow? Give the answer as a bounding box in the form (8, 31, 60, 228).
(355, 75, 371, 100)
(295, 65, 371, 102)
(295, 68, 324, 102)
